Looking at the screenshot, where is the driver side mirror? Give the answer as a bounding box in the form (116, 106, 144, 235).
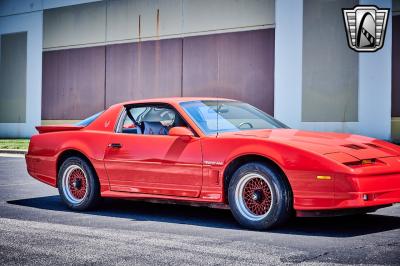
(168, 127, 194, 138)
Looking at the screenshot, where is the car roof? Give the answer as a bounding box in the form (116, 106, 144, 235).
(117, 97, 236, 106)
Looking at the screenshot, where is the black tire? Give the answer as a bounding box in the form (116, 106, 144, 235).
(228, 162, 292, 230)
(57, 156, 101, 210)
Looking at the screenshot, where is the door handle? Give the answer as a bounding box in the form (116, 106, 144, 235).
(108, 143, 122, 149)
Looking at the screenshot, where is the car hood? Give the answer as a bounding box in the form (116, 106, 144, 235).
(222, 129, 400, 160)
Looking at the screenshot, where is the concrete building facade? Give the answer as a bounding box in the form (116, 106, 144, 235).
(0, 0, 398, 141)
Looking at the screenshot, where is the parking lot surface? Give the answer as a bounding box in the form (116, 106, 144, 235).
(0, 156, 399, 265)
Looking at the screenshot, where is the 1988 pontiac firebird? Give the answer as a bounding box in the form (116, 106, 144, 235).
(26, 98, 400, 230)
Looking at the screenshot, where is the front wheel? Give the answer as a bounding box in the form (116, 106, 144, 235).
(58, 156, 101, 210)
(228, 162, 292, 230)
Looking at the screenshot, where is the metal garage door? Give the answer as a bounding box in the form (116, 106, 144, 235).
(42, 28, 275, 119)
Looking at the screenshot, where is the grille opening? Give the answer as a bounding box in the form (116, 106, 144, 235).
(344, 158, 381, 168)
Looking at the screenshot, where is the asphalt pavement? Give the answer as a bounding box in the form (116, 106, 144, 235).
(0, 156, 399, 265)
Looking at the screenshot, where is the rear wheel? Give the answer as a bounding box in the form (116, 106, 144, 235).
(228, 162, 292, 230)
(58, 156, 101, 210)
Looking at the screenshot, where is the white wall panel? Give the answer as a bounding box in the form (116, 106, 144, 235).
(43, 0, 102, 10)
(0, 11, 42, 137)
(43, 1, 106, 49)
(302, 0, 358, 122)
(0, 0, 42, 16)
(274, 0, 303, 129)
(43, 0, 275, 49)
(275, 0, 392, 140)
(183, 0, 274, 34)
(0, 32, 27, 123)
(106, 0, 182, 42)
(358, 0, 392, 139)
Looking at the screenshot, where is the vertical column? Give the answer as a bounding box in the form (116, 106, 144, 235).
(274, 0, 303, 129)
(358, 0, 392, 139)
(0, 11, 43, 137)
(275, 0, 393, 140)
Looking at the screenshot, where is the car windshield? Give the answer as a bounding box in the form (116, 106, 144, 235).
(75, 111, 104, 126)
(180, 100, 288, 135)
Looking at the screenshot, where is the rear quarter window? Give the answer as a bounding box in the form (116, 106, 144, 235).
(75, 111, 104, 126)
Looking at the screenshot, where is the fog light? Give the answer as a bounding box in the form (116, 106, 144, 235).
(363, 194, 369, 201)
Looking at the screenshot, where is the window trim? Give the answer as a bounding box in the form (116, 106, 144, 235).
(114, 103, 199, 137)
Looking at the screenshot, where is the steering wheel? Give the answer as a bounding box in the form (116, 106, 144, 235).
(238, 122, 254, 129)
(160, 110, 175, 127)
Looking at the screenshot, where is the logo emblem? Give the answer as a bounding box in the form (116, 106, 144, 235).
(342, 5, 389, 52)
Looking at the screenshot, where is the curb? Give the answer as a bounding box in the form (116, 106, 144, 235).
(0, 149, 27, 155)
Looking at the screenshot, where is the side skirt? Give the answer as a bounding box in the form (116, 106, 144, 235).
(101, 190, 229, 209)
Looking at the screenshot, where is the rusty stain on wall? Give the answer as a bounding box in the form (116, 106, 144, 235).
(137, 14, 142, 98)
(138, 14, 141, 41)
(156, 9, 160, 38)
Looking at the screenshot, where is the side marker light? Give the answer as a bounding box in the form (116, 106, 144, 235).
(317, 176, 332, 180)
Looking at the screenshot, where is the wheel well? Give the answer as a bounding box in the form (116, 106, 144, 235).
(56, 150, 96, 187)
(223, 155, 292, 203)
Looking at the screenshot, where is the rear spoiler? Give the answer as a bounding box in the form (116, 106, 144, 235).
(35, 125, 84, 134)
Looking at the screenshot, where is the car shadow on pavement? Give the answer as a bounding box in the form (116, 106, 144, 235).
(7, 196, 400, 237)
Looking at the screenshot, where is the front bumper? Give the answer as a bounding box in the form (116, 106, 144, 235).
(334, 172, 400, 209)
(292, 156, 400, 211)
(295, 171, 400, 217)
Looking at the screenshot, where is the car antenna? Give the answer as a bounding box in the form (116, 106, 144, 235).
(216, 97, 219, 137)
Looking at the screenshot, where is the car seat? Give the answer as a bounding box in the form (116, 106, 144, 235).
(143, 121, 168, 135)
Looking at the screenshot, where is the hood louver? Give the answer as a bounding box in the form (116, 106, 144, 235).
(364, 143, 381, 149)
(342, 144, 366, 150)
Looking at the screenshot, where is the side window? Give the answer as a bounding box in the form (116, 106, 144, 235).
(120, 105, 188, 135)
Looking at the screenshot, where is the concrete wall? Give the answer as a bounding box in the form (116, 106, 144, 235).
(275, 0, 392, 140)
(392, 1, 400, 140)
(43, 0, 275, 50)
(0, 32, 27, 123)
(274, 0, 303, 132)
(41, 0, 277, 121)
(0, 0, 276, 136)
(0, 11, 43, 137)
(0, 0, 395, 140)
(0, 0, 102, 16)
(394, 0, 400, 15)
(42, 29, 275, 119)
(358, 0, 392, 140)
(43, 1, 106, 49)
(0, 0, 42, 16)
(302, 0, 358, 122)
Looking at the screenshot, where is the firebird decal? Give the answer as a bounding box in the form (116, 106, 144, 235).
(204, 161, 224, 166)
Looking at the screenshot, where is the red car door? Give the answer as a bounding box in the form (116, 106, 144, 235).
(103, 133, 203, 198)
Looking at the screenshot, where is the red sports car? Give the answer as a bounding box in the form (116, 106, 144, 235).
(26, 98, 400, 230)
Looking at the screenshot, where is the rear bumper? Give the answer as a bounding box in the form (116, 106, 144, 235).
(25, 154, 57, 187)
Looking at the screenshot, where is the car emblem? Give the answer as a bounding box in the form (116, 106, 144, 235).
(104, 120, 110, 128)
(342, 5, 389, 52)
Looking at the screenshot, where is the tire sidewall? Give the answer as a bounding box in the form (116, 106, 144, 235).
(57, 156, 99, 210)
(228, 162, 290, 230)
